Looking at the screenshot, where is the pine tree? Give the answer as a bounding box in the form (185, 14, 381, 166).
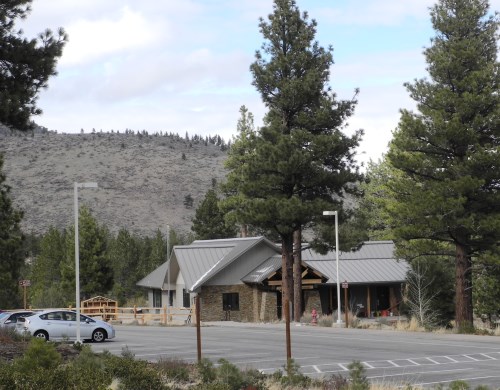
(222, 0, 362, 320)
(62, 206, 112, 303)
(0, 154, 24, 308)
(29, 227, 67, 308)
(0, 0, 67, 130)
(192, 189, 237, 240)
(386, 0, 499, 329)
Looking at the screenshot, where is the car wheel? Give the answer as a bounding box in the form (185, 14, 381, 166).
(92, 328, 107, 342)
(33, 330, 49, 341)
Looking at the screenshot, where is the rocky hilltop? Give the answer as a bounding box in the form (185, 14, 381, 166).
(0, 129, 229, 236)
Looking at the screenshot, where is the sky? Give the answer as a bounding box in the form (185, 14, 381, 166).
(19, 0, 499, 166)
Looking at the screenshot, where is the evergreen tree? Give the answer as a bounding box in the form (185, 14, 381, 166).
(29, 227, 67, 308)
(0, 0, 67, 130)
(0, 154, 24, 308)
(62, 206, 112, 303)
(474, 249, 500, 325)
(386, 0, 499, 329)
(108, 229, 141, 305)
(192, 189, 237, 240)
(222, 0, 362, 319)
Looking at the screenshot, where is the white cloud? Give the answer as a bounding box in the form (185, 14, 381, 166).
(61, 6, 162, 66)
(315, 0, 436, 26)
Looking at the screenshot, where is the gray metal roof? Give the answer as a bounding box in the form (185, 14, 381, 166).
(138, 239, 408, 291)
(176, 236, 278, 291)
(243, 241, 409, 285)
(242, 254, 282, 283)
(136, 260, 169, 289)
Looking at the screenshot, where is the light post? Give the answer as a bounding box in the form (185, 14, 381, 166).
(323, 211, 342, 324)
(166, 225, 170, 324)
(74, 182, 98, 344)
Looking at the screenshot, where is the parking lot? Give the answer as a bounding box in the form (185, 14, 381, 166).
(88, 322, 500, 388)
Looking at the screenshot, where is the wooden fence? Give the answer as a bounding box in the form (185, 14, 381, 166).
(9, 306, 194, 325)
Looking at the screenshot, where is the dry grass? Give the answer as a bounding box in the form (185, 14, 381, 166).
(394, 317, 425, 332)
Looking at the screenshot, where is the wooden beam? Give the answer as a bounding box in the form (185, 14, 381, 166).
(302, 279, 322, 284)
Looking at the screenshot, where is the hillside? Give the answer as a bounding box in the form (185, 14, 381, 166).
(0, 129, 229, 237)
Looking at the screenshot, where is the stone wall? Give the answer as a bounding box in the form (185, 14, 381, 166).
(200, 284, 278, 322)
(303, 290, 321, 314)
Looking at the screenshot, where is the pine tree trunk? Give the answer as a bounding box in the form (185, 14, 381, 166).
(281, 234, 294, 319)
(293, 229, 302, 322)
(455, 241, 473, 330)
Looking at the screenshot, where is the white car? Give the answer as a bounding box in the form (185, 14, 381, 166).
(18, 309, 115, 342)
(0, 311, 36, 329)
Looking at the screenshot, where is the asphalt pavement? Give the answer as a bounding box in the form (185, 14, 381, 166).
(89, 321, 500, 389)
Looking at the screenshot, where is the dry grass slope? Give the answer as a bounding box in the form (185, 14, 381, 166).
(0, 130, 228, 236)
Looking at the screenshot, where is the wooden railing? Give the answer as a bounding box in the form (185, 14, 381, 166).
(80, 305, 194, 325)
(15, 305, 194, 325)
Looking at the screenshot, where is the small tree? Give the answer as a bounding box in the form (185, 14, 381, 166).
(405, 261, 440, 329)
(183, 194, 194, 209)
(192, 189, 237, 240)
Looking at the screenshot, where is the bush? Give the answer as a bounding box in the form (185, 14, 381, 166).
(157, 357, 191, 382)
(448, 380, 470, 390)
(13, 338, 61, 371)
(280, 358, 311, 388)
(347, 360, 369, 390)
(197, 357, 217, 383)
(322, 373, 348, 390)
(216, 358, 244, 390)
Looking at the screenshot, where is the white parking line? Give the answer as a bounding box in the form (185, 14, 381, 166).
(362, 362, 374, 369)
(387, 360, 400, 367)
(407, 359, 420, 366)
(426, 357, 441, 364)
(415, 375, 500, 387)
(444, 356, 459, 363)
(312, 365, 321, 373)
(463, 354, 480, 361)
(368, 367, 473, 380)
(479, 353, 496, 360)
(338, 363, 349, 371)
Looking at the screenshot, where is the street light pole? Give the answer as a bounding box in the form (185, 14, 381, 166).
(323, 211, 342, 324)
(166, 224, 170, 324)
(74, 182, 98, 344)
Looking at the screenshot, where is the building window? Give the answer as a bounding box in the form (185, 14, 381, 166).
(183, 289, 191, 308)
(153, 289, 162, 307)
(222, 292, 239, 311)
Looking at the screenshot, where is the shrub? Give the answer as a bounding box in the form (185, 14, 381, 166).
(157, 357, 191, 382)
(318, 314, 334, 327)
(322, 373, 348, 389)
(216, 358, 244, 390)
(347, 360, 369, 390)
(448, 380, 470, 390)
(279, 358, 311, 388)
(13, 338, 62, 371)
(197, 357, 217, 384)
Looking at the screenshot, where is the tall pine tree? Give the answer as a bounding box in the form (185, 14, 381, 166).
(0, 154, 24, 308)
(386, 0, 499, 329)
(222, 0, 362, 320)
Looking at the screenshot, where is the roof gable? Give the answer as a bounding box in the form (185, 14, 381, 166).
(176, 236, 280, 291)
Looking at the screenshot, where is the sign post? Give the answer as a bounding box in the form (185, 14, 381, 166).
(342, 281, 348, 328)
(19, 280, 31, 309)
